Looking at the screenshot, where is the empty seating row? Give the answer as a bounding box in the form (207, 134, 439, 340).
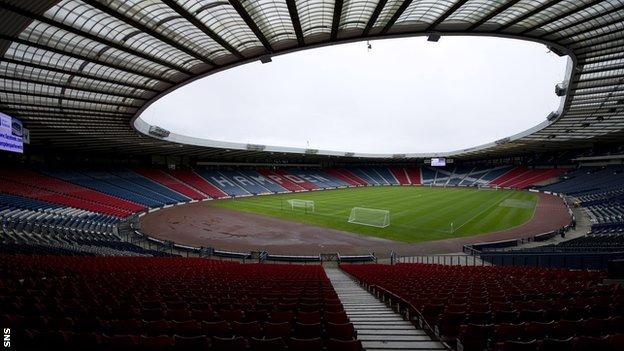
(0, 255, 356, 351)
(341, 263, 617, 351)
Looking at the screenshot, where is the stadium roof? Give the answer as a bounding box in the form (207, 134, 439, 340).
(0, 0, 623, 161)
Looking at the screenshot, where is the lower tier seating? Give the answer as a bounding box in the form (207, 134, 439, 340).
(1, 256, 360, 351)
(341, 263, 622, 351)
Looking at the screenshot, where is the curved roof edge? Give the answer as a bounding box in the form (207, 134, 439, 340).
(133, 33, 575, 160)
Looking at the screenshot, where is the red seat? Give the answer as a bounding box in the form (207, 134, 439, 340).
(231, 321, 262, 338)
(492, 323, 525, 343)
(211, 336, 249, 351)
(173, 335, 209, 351)
(107, 319, 143, 335)
(201, 320, 232, 337)
(294, 322, 322, 339)
(191, 309, 216, 321)
(167, 309, 191, 322)
(326, 338, 363, 351)
(288, 337, 323, 351)
(263, 322, 291, 338)
(171, 320, 201, 337)
(249, 336, 287, 351)
(142, 308, 165, 321)
(539, 337, 573, 351)
(220, 309, 244, 322)
(269, 310, 295, 323)
(457, 323, 493, 351)
(297, 311, 322, 324)
(100, 335, 139, 351)
(496, 339, 538, 351)
(143, 320, 171, 336)
(524, 321, 553, 340)
(583, 318, 608, 337)
(608, 334, 624, 350)
(324, 311, 349, 324)
(138, 335, 173, 351)
(325, 322, 356, 340)
(572, 336, 611, 351)
(552, 320, 584, 339)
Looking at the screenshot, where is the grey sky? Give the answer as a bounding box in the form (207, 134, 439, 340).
(142, 36, 567, 154)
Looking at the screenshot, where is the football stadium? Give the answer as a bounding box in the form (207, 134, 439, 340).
(1, 1, 624, 350)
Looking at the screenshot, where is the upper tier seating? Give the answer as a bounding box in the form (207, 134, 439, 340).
(134, 168, 207, 201)
(0, 170, 140, 217)
(540, 167, 624, 197)
(341, 263, 620, 351)
(1, 255, 357, 351)
(196, 170, 251, 196)
(167, 170, 229, 199)
(490, 167, 567, 189)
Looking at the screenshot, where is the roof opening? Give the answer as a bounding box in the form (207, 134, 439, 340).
(138, 36, 568, 154)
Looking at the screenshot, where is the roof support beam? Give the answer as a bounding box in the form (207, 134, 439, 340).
(0, 35, 175, 85)
(0, 74, 147, 101)
(331, 0, 344, 40)
(496, 0, 564, 33)
(518, 0, 602, 35)
(1, 58, 159, 94)
(160, 0, 244, 59)
(558, 16, 624, 45)
(424, 0, 470, 32)
(380, 0, 414, 35)
(466, 0, 522, 31)
(82, 0, 216, 67)
(575, 38, 624, 55)
(0, 2, 193, 76)
(229, 0, 273, 53)
(0, 89, 139, 109)
(535, 3, 624, 39)
(0, 102, 133, 116)
(570, 28, 624, 51)
(363, 0, 388, 36)
(286, 0, 304, 46)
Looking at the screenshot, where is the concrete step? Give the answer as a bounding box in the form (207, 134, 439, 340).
(324, 267, 445, 351)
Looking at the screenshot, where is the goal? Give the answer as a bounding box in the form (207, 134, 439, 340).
(348, 207, 390, 228)
(287, 199, 315, 213)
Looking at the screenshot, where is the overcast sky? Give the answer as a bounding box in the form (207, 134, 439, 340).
(142, 36, 567, 154)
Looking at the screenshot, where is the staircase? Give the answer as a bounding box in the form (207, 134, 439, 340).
(325, 267, 446, 351)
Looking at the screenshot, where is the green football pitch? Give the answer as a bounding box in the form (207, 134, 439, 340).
(212, 186, 538, 243)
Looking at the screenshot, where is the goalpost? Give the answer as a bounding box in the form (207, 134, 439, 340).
(286, 199, 315, 213)
(348, 207, 390, 228)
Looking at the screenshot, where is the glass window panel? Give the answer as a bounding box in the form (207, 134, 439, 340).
(47, 0, 199, 71)
(444, 0, 507, 25)
(296, 0, 334, 35)
(339, 0, 379, 30)
(242, 0, 297, 44)
(179, 0, 263, 52)
(394, 0, 456, 27)
(372, 0, 403, 28)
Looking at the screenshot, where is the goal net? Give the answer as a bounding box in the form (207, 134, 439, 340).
(348, 207, 390, 228)
(287, 199, 315, 213)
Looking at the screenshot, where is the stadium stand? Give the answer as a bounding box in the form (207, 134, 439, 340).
(274, 169, 319, 190)
(166, 170, 229, 199)
(341, 263, 622, 351)
(133, 168, 207, 201)
(0, 255, 358, 351)
(238, 170, 288, 194)
(257, 169, 308, 192)
(325, 168, 364, 186)
(0, 170, 141, 217)
(405, 167, 422, 185)
(196, 170, 251, 197)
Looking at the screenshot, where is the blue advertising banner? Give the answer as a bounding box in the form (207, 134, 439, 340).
(0, 112, 24, 153)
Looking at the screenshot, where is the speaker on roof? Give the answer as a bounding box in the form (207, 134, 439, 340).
(555, 83, 567, 97)
(547, 112, 560, 121)
(148, 125, 170, 138)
